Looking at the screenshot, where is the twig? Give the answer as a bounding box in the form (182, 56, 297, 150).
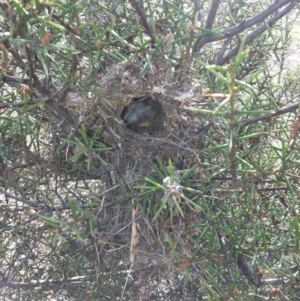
(218, 232, 234, 285)
(237, 254, 261, 287)
(2, 40, 25, 69)
(2, 74, 31, 86)
(193, 0, 295, 53)
(4, 192, 46, 209)
(0, 275, 90, 289)
(0, 99, 48, 109)
(205, 0, 221, 30)
(240, 102, 299, 126)
(6, 226, 47, 282)
(121, 262, 134, 301)
(128, 0, 155, 45)
(218, 2, 297, 65)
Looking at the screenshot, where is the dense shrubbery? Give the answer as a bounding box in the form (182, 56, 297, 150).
(1, 0, 300, 300)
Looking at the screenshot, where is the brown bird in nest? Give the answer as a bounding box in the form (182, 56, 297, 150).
(120, 95, 165, 135)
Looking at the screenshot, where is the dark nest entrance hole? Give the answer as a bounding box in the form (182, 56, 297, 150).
(120, 95, 165, 135)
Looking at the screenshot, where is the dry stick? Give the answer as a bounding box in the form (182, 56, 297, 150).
(0, 275, 90, 289)
(128, 0, 155, 45)
(28, 46, 74, 123)
(53, 14, 82, 36)
(2, 74, 31, 86)
(237, 254, 261, 287)
(205, 0, 221, 30)
(217, 232, 234, 285)
(6, 226, 46, 283)
(216, 37, 232, 66)
(4, 190, 114, 212)
(193, 0, 296, 53)
(4, 192, 45, 209)
(198, 0, 221, 89)
(0, 95, 73, 123)
(218, 209, 261, 288)
(115, 203, 140, 300)
(0, 217, 45, 234)
(2, 41, 25, 68)
(240, 102, 299, 126)
(218, 1, 297, 65)
(1, 74, 52, 108)
(0, 99, 47, 109)
(216, 0, 295, 41)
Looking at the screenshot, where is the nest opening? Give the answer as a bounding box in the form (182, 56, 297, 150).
(120, 95, 165, 135)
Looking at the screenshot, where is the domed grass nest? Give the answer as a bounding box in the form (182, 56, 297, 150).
(64, 62, 207, 183)
(61, 62, 211, 299)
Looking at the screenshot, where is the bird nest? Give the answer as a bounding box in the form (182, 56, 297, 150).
(65, 62, 206, 183)
(62, 63, 211, 299)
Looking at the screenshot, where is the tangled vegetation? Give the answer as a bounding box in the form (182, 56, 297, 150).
(1, 0, 300, 300)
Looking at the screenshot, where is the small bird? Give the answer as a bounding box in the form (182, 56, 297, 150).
(120, 95, 164, 135)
